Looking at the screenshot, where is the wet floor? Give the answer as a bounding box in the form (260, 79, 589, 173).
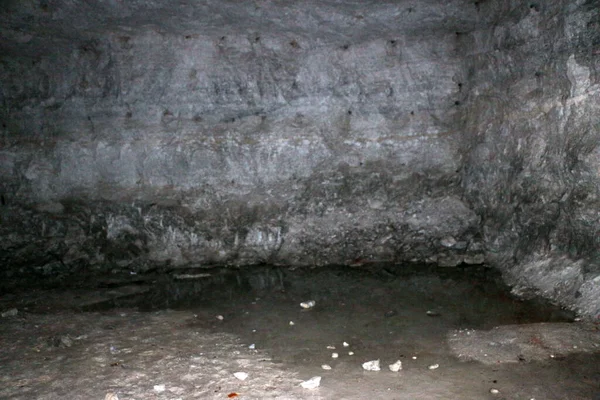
(137, 264, 598, 399)
(1, 264, 598, 399)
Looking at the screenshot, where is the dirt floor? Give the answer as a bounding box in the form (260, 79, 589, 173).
(0, 264, 599, 400)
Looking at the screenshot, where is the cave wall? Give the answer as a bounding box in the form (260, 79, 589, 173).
(461, 0, 600, 316)
(0, 0, 598, 317)
(0, 1, 485, 284)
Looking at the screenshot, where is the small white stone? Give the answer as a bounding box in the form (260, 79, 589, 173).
(428, 364, 439, 370)
(440, 236, 457, 247)
(233, 372, 248, 381)
(153, 384, 166, 393)
(300, 300, 316, 309)
(248, 343, 255, 349)
(289, 321, 295, 326)
(327, 345, 336, 350)
(348, 351, 354, 356)
(321, 364, 332, 370)
(331, 352, 339, 358)
(300, 376, 321, 389)
(342, 342, 350, 347)
(490, 388, 499, 394)
(216, 315, 224, 321)
(1, 308, 18, 318)
(412, 356, 417, 360)
(362, 360, 381, 371)
(389, 360, 403, 372)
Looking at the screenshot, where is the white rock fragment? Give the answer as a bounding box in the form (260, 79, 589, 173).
(321, 364, 332, 370)
(300, 376, 321, 389)
(327, 345, 336, 349)
(331, 352, 339, 358)
(289, 321, 295, 326)
(153, 384, 166, 393)
(490, 388, 499, 394)
(216, 315, 224, 321)
(233, 372, 248, 381)
(389, 360, 403, 372)
(348, 351, 354, 356)
(343, 341, 350, 347)
(1, 308, 18, 318)
(428, 364, 439, 370)
(362, 360, 381, 371)
(248, 343, 256, 349)
(440, 236, 457, 248)
(300, 300, 316, 309)
(412, 356, 417, 360)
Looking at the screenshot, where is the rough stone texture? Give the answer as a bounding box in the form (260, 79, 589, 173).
(0, 1, 599, 317)
(460, 0, 600, 318)
(448, 322, 600, 364)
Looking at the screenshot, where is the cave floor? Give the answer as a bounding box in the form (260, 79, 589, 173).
(0, 265, 599, 400)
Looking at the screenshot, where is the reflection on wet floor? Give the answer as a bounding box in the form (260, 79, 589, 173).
(1, 264, 597, 400)
(137, 264, 575, 328)
(125, 264, 599, 400)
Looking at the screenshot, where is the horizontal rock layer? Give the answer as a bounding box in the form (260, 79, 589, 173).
(0, 0, 598, 317)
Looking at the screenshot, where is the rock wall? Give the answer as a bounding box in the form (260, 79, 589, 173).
(0, 0, 598, 317)
(0, 1, 483, 286)
(461, 0, 600, 317)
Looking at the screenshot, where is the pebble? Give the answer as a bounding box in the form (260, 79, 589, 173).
(1, 308, 18, 318)
(490, 388, 499, 394)
(331, 352, 339, 358)
(300, 300, 316, 309)
(300, 376, 321, 389)
(362, 360, 381, 371)
(327, 345, 336, 349)
(348, 351, 354, 355)
(389, 360, 403, 372)
(428, 364, 439, 370)
(248, 343, 256, 349)
(233, 372, 248, 381)
(321, 364, 332, 370)
(153, 384, 166, 393)
(343, 342, 350, 347)
(289, 321, 295, 326)
(216, 315, 224, 321)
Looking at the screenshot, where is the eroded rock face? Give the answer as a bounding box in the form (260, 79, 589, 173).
(0, 1, 598, 317)
(460, 1, 600, 317)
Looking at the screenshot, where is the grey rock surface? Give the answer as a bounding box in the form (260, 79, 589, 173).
(448, 322, 600, 364)
(0, 1, 598, 317)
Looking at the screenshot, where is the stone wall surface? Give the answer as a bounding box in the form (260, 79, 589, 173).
(461, 0, 600, 317)
(0, 0, 598, 317)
